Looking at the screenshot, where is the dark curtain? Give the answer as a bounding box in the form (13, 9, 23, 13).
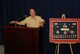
(0, 0, 80, 54)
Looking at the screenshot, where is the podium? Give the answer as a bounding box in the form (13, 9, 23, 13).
(3, 26, 40, 54)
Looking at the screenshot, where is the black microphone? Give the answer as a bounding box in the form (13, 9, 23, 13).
(16, 15, 27, 21)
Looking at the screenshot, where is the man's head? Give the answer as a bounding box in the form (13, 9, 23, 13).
(30, 8, 36, 17)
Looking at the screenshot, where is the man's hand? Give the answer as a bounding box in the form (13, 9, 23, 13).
(39, 21, 45, 27)
(9, 21, 16, 24)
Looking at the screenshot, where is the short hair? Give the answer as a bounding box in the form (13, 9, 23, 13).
(30, 7, 36, 12)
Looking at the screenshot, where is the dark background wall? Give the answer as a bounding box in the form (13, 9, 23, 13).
(0, 0, 80, 54)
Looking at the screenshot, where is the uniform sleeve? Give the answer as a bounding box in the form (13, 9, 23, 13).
(20, 18, 28, 25)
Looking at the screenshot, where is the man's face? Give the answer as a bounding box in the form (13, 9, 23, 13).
(30, 9, 36, 17)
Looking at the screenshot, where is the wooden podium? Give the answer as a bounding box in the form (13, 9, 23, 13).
(3, 26, 40, 54)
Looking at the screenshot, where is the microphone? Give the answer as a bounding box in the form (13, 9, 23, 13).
(15, 15, 27, 21)
(25, 15, 27, 18)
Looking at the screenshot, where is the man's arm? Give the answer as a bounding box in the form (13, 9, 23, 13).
(38, 16, 45, 27)
(9, 17, 27, 25)
(9, 21, 24, 25)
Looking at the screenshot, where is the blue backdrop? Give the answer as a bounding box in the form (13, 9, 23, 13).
(0, 0, 80, 54)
